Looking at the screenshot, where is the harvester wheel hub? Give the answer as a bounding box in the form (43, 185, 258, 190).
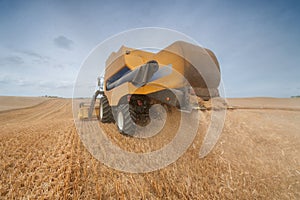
(100, 102, 103, 119)
(117, 111, 124, 131)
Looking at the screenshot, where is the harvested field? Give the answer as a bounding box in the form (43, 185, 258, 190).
(0, 97, 299, 199)
(0, 96, 46, 112)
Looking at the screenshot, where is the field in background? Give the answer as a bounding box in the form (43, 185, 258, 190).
(0, 96, 46, 112)
(0, 97, 299, 199)
(227, 97, 300, 110)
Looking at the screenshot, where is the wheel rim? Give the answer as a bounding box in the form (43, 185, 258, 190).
(117, 111, 124, 131)
(100, 102, 103, 119)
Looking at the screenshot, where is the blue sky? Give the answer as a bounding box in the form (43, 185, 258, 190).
(0, 0, 299, 97)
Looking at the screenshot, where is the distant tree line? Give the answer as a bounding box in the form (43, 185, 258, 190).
(44, 95, 61, 98)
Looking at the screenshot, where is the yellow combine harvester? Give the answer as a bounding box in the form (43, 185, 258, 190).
(80, 41, 221, 135)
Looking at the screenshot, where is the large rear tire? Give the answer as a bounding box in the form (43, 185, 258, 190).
(116, 104, 136, 135)
(99, 96, 114, 123)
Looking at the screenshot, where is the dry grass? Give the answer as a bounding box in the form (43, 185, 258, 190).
(0, 98, 299, 199)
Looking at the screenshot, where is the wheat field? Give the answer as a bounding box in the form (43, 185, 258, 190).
(0, 98, 299, 199)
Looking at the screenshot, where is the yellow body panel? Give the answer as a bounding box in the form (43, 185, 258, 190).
(78, 107, 89, 119)
(105, 47, 155, 79)
(103, 41, 220, 106)
(78, 106, 99, 119)
(105, 82, 168, 106)
(105, 72, 186, 106)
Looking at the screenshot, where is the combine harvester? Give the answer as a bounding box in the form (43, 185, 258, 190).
(78, 41, 221, 135)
